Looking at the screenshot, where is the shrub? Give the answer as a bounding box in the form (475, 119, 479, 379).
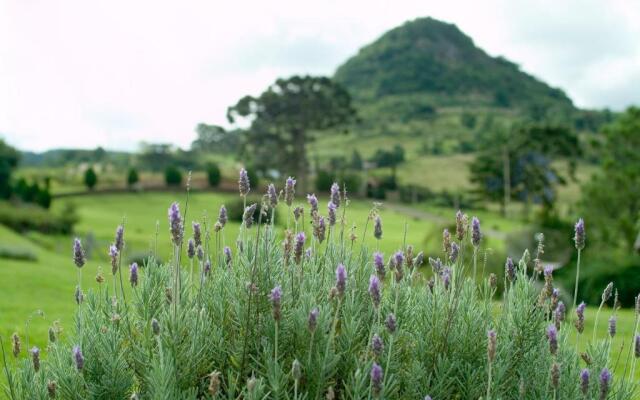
(164, 165, 182, 186)
(84, 167, 97, 190)
(206, 163, 221, 187)
(127, 168, 139, 187)
(2, 192, 636, 399)
(0, 201, 77, 234)
(0, 245, 37, 261)
(315, 169, 334, 192)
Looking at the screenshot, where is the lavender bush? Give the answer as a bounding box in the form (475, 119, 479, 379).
(2, 173, 638, 399)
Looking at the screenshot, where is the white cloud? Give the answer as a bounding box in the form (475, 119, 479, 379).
(0, 0, 638, 151)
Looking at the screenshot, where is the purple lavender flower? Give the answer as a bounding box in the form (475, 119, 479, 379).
(267, 184, 278, 208)
(385, 313, 396, 334)
(308, 307, 319, 333)
(608, 316, 617, 338)
(369, 275, 381, 308)
(424, 397, 432, 400)
(218, 205, 228, 228)
(471, 216, 481, 247)
(370, 362, 383, 396)
(330, 182, 341, 208)
(74, 285, 84, 305)
(196, 245, 204, 261)
(455, 210, 466, 241)
(335, 264, 347, 297)
(547, 324, 558, 356)
(73, 238, 85, 268)
(635, 335, 640, 358)
(73, 345, 84, 371)
(187, 239, 196, 259)
(270, 285, 282, 322)
(243, 203, 257, 228)
(394, 251, 404, 269)
(373, 215, 382, 240)
(192, 222, 202, 247)
(307, 194, 318, 215)
(114, 225, 124, 252)
(223, 246, 232, 268)
(371, 334, 384, 358)
(239, 168, 250, 196)
(204, 259, 211, 276)
(414, 251, 424, 268)
(442, 268, 451, 290)
(31, 346, 40, 372)
(130, 263, 138, 287)
(544, 265, 554, 279)
(314, 216, 326, 243)
(450, 242, 459, 263)
(429, 257, 443, 275)
(602, 282, 613, 303)
(168, 202, 183, 246)
(505, 257, 516, 282)
(442, 228, 451, 255)
(575, 302, 586, 334)
(574, 218, 586, 250)
(599, 368, 611, 400)
(109, 244, 118, 275)
(293, 206, 303, 221)
(293, 232, 305, 265)
(284, 177, 296, 206)
(328, 201, 337, 226)
(487, 329, 497, 362)
(373, 252, 385, 280)
(580, 369, 590, 396)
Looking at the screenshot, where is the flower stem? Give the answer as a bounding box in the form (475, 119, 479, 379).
(573, 249, 581, 310)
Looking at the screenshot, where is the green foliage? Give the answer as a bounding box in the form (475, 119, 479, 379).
(206, 162, 221, 188)
(191, 124, 240, 154)
(126, 168, 139, 187)
(315, 170, 334, 192)
(84, 167, 98, 190)
(581, 107, 640, 251)
(0, 244, 38, 261)
(228, 75, 357, 191)
(350, 150, 363, 171)
(3, 202, 636, 399)
(164, 166, 182, 187)
(0, 201, 77, 234)
(371, 145, 405, 169)
(0, 139, 20, 199)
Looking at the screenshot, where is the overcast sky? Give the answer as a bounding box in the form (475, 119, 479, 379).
(1, 0, 639, 152)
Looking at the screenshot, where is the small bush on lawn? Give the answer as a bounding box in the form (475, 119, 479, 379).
(0, 201, 77, 235)
(2, 173, 637, 399)
(0, 245, 37, 261)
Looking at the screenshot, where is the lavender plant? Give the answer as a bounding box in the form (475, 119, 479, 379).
(2, 174, 637, 400)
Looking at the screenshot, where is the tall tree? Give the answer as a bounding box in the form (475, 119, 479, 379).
(470, 124, 579, 216)
(0, 140, 19, 199)
(582, 107, 640, 251)
(227, 75, 357, 191)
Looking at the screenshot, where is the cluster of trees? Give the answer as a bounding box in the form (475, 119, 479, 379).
(0, 140, 52, 208)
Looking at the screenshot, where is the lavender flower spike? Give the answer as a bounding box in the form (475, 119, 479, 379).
(455, 210, 466, 241)
(284, 177, 296, 206)
(450, 242, 459, 263)
(328, 201, 337, 227)
(599, 368, 611, 400)
(487, 329, 497, 362)
(218, 205, 228, 228)
(192, 222, 202, 247)
(238, 168, 250, 196)
(308, 307, 319, 333)
(223, 246, 232, 268)
(335, 264, 347, 297)
(574, 218, 586, 250)
(270, 285, 282, 322)
(31, 347, 40, 372)
(330, 182, 340, 208)
(109, 244, 119, 275)
(73, 238, 85, 268)
(505, 257, 516, 282)
(373, 215, 382, 240)
(580, 369, 590, 396)
(547, 324, 558, 356)
(267, 184, 278, 208)
(130, 262, 139, 287)
(243, 203, 257, 228)
(168, 202, 183, 246)
(385, 313, 396, 334)
(369, 275, 381, 308)
(114, 225, 124, 251)
(371, 334, 384, 358)
(73, 345, 84, 371)
(370, 362, 383, 397)
(307, 194, 318, 215)
(608, 316, 617, 338)
(575, 302, 586, 334)
(635, 335, 640, 358)
(187, 239, 196, 259)
(471, 216, 481, 247)
(373, 252, 385, 280)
